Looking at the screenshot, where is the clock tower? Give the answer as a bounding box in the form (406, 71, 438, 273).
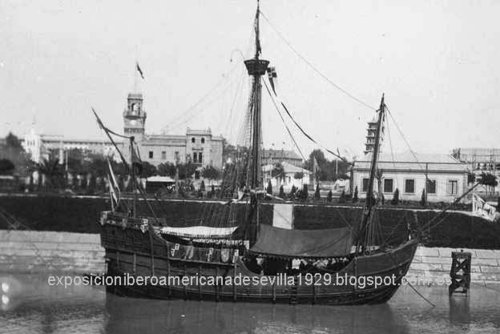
(123, 93, 147, 141)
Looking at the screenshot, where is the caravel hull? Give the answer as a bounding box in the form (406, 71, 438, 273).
(99, 220, 418, 306)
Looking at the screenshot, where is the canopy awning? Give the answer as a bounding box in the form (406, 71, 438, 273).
(250, 224, 353, 258)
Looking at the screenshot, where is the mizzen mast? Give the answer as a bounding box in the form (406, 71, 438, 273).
(244, 0, 269, 190)
(357, 94, 386, 253)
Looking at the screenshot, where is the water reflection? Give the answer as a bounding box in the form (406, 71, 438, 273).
(1, 273, 500, 334)
(104, 295, 409, 334)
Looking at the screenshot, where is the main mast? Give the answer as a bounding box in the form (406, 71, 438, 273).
(357, 94, 386, 253)
(244, 0, 269, 189)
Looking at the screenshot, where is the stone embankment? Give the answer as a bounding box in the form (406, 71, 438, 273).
(0, 230, 104, 274)
(1, 230, 499, 284)
(408, 246, 500, 285)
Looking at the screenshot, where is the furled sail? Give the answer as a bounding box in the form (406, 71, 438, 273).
(160, 226, 238, 239)
(249, 224, 353, 258)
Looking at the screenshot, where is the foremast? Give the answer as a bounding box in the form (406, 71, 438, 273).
(356, 95, 386, 254)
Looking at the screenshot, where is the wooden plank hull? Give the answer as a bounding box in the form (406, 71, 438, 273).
(99, 222, 418, 306)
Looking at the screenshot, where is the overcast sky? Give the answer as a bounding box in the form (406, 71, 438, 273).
(1, 0, 499, 159)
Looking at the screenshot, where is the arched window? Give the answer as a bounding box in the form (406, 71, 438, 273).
(131, 103, 139, 114)
(201, 137, 205, 144)
(191, 137, 195, 143)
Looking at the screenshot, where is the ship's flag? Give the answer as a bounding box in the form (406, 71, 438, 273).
(472, 193, 497, 221)
(267, 67, 277, 94)
(107, 158, 120, 210)
(136, 62, 145, 79)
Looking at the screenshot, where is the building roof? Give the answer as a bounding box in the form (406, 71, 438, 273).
(262, 149, 302, 161)
(354, 152, 468, 173)
(262, 161, 311, 175)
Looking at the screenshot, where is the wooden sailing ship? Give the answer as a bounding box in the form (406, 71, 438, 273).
(96, 1, 419, 305)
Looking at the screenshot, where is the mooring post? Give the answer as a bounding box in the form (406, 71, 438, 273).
(449, 250, 471, 295)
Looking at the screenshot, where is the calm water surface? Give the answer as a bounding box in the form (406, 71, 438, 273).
(1, 273, 500, 334)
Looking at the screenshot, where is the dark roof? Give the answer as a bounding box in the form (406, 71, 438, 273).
(262, 149, 302, 160)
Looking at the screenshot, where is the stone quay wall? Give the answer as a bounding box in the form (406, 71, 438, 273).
(0, 230, 105, 274)
(1, 230, 499, 285)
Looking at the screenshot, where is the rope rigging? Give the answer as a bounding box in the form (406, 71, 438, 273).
(260, 11, 377, 112)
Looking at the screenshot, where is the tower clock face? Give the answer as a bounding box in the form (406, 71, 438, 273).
(129, 120, 137, 126)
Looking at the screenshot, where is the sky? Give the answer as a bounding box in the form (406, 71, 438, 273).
(1, 0, 500, 160)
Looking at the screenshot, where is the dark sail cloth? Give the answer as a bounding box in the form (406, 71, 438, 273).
(250, 224, 352, 259)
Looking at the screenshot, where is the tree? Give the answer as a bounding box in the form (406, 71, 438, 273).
(299, 184, 309, 201)
(294, 172, 304, 179)
(36, 157, 65, 190)
(88, 174, 97, 193)
(420, 189, 427, 207)
(271, 163, 284, 180)
(353, 186, 358, 203)
(2, 132, 32, 176)
(157, 162, 176, 178)
(177, 163, 197, 179)
(0, 159, 15, 175)
(5, 132, 23, 150)
(201, 165, 221, 181)
(266, 180, 273, 195)
(479, 172, 498, 195)
(278, 185, 285, 198)
(314, 185, 320, 200)
(327, 190, 334, 202)
(141, 161, 157, 178)
(391, 188, 400, 205)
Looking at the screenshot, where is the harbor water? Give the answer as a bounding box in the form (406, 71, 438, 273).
(1, 273, 500, 333)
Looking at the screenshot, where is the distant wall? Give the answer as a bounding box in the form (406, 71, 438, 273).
(1, 194, 500, 249)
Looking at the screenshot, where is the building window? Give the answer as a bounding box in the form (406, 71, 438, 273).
(199, 152, 203, 163)
(191, 137, 195, 143)
(201, 137, 205, 144)
(193, 152, 198, 163)
(149, 151, 153, 159)
(362, 178, 369, 192)
(161, 151, 166, 160)
(447, 180, 458, 195)
(384, 179, 393, 193)
(405, 179, 415, 193)
(426, 179, 436, 194)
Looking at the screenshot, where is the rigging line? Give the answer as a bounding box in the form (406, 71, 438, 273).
(421, 183, 480, 231)
(223, 67, 246, 139)
(386, 107, 426, 172)
(168, 73, 241, 129)
(266, 78, 350, 163)
(164, 62, 242, 128)
(260, 11, 376, 112)
(385, 112, 399, 190)
(263, 79, 306, 161)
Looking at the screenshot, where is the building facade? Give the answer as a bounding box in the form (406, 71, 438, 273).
(122, 93, 224, 169)
(352, 152, 469, 203)
(23, 129, 115, 164)
(23, 91, 225, 169)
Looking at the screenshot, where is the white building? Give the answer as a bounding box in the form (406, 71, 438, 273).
(23, 91, 225, 169)
(262, 162, 311, 191)
(352, 152, 469, 202)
